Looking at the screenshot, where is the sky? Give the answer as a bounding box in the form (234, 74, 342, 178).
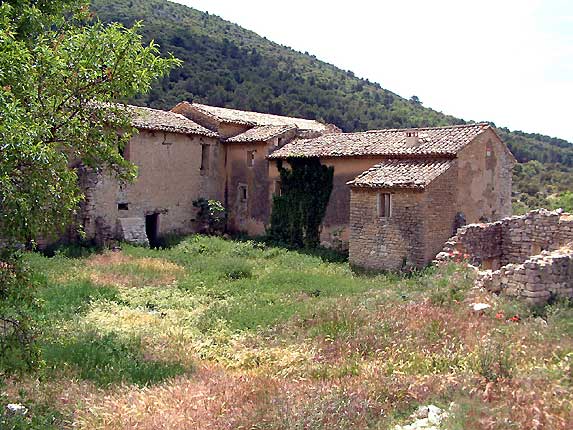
(171, 0, 573, 142)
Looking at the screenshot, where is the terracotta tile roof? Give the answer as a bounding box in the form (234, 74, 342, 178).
(269, 123, 490, 159)
(173, 102, 327, 132)
(129, 105, 217, 137)
(348, 159, 454, 189)
(225, 125, 296, 143)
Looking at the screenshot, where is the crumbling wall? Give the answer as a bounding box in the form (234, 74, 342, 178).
(477, 247, 573, 305)
(436, 209, 573, 305)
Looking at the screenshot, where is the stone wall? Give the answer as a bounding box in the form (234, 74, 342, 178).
(436, 209, 573, 305)
(348, 164, 459, 271)
(476, 247, 573, 305)
(437, 210, 573, 266)
(80, 130, 222, 246)
(349, 188, 427, 271)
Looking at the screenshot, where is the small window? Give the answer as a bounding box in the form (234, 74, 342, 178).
(486, 141, 493, 157)
(200, 144, 210, 172)
(377, 193, 392, 218)
(247, 150, 256, 167)
(274, 180, 282, 196)
(118, 203, 129, 211)
(238, 184, 248, 201)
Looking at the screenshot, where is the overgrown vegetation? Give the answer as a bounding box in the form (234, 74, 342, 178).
(0, 0, 177, 379)
(0, 250, 41, 374)
(268, 158, 334, 247)
(2, 236, 572, 428)
(92, 0, 573, 212)
(192, 198, 226, 235)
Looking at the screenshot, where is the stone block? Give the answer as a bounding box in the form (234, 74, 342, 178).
(117, 217, 149, 246)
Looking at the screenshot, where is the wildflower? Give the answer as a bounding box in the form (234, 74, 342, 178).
(509, 315, 520, 323)
(495, 312, 504, 320)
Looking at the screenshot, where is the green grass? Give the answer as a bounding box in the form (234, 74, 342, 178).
(41, 332, 186, 387)
(11, 235, 573, 429)
(38, 279, 119, 320)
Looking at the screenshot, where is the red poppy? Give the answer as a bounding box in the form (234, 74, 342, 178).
(509, 315, 520, 322)
(495, 312, 504, 319)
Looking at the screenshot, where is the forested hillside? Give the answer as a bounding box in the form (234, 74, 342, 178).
(92, 0, 573, 211)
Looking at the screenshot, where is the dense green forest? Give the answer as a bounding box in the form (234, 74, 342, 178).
(92, 0, 573, 212)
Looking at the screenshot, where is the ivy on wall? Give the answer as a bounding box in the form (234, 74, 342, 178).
(268, 158, 334, 248)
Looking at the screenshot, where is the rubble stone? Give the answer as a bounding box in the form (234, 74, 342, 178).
(435, 209, 573, 305)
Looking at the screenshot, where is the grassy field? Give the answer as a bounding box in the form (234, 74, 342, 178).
(2, 235, 573, 429)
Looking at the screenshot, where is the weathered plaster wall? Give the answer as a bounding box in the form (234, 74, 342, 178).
(218, 123, 251, 139)
(226, 141, 271, 236)
(455, 128, 514, 223)
(225, 129, 299, 236)
(81, 130, 222, 245)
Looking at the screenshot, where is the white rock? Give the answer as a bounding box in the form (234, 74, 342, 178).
(6, 403, 28, 416)
(471, 303, 491, 312)
(411, 405, 429, 419)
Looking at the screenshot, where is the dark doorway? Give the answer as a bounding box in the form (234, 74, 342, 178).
(145, 213, 159, 248)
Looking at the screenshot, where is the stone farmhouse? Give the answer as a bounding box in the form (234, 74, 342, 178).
(269, 124, 516, 270)
(80, 103, 335, 247)
(79, 102, 515, 271)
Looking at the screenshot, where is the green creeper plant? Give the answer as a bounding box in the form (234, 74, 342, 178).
(268, 157, 334, 248)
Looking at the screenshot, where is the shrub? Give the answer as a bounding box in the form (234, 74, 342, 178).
(0, 250, 42, 375)
(218, 259, 252, 280)
(193, 198, 226, 235)
(473, 338, 513, 382)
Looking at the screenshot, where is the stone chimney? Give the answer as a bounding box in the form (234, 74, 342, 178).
(405, 130, 420, 147)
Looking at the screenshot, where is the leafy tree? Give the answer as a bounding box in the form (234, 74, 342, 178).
(549, 192, 573, 213)
(0, 0, 179, 243)
(409, 95, 422, 105)
(0, 0, 179, 372)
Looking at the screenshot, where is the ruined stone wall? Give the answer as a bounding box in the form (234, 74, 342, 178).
(436, 209, 573, 305)
(349, 188, 426, 271)
(437, 210, 573, 267)
(477, 247, 573, 305)
(81, 130, 222, 245)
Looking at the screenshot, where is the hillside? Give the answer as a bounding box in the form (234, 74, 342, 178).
(92, 0, 573, 211)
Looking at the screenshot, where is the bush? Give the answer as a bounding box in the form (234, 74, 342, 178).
(473, 338, 513, 382)
(0, 250, 42, 375)
(218, 259, 252, 280)
(193, 198, 226, 235)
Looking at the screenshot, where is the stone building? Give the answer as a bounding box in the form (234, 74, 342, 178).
(80, 105, 221, 246)
(269, 123, 515, 270)
(79, 101, 514, 272)
(80, 103, 334, 245)
(171, 102, 338, 236)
